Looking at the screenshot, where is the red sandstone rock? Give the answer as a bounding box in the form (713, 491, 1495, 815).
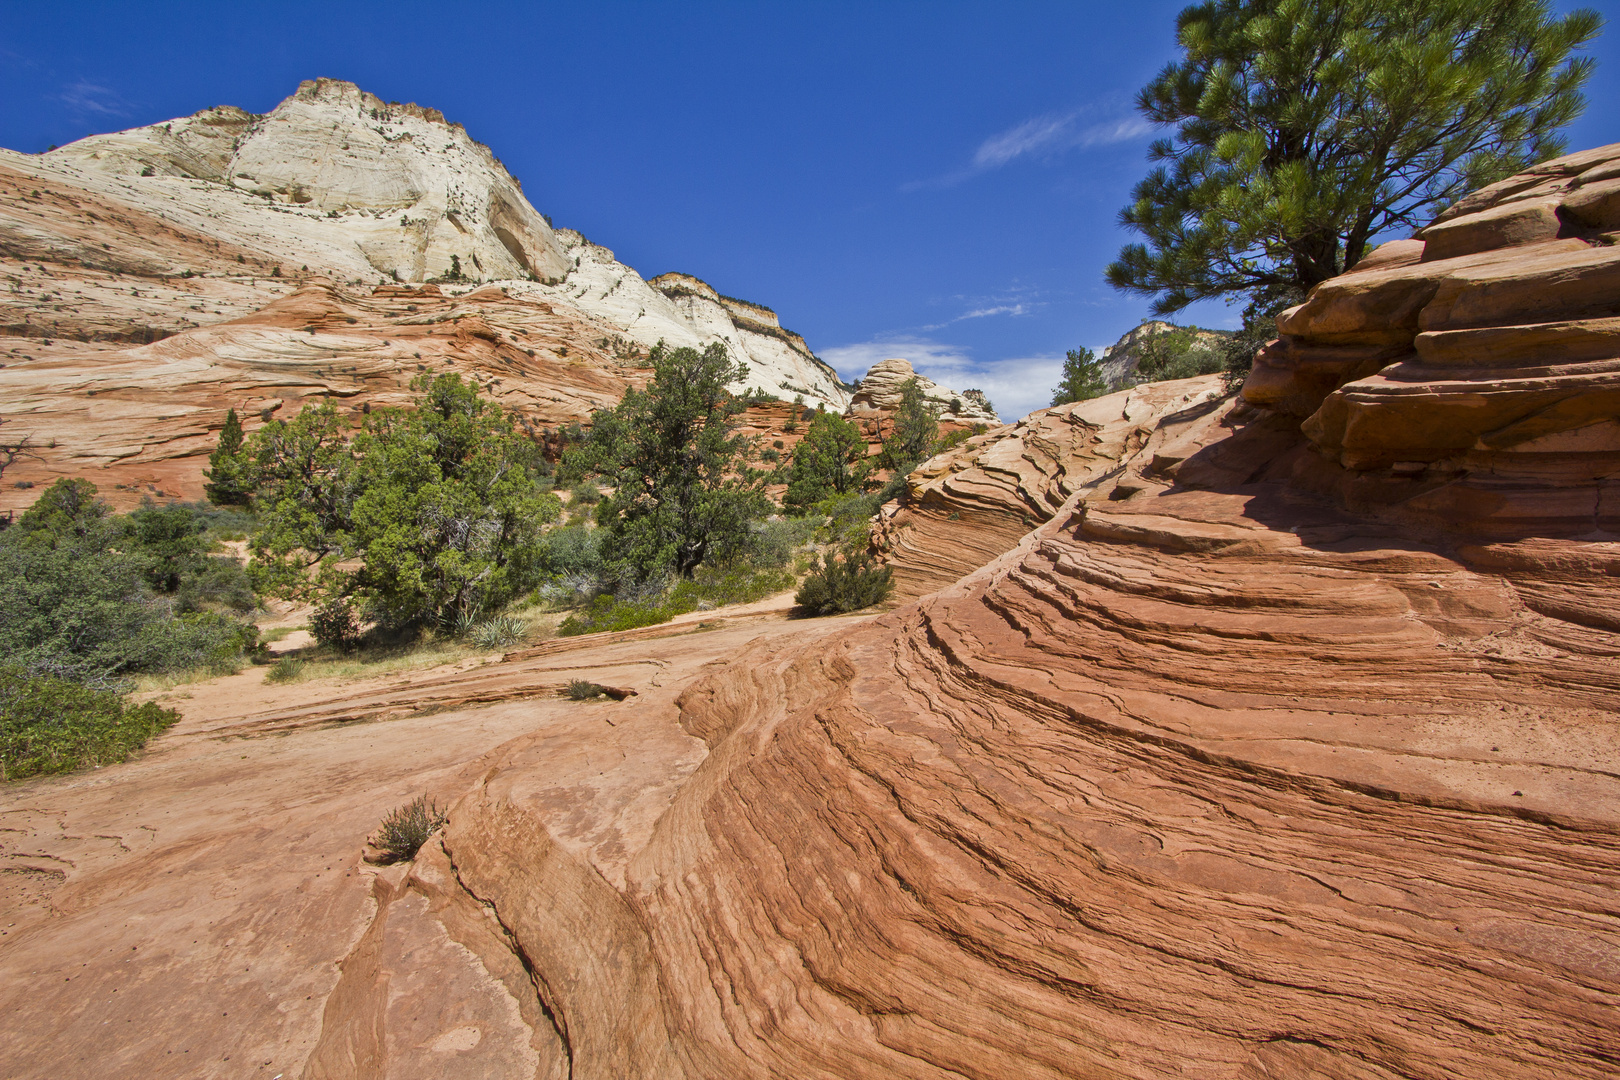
(5, 124, 1620, 1080)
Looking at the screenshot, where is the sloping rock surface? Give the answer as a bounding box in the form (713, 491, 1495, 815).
(4, 136, 1619, 1080)
(393, 147, 1620, 1077)
(873, 375, 1232, 598)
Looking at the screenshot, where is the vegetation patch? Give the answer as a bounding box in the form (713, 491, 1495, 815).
(0, 666, 180, 782)
(565, 679, 609, 700)
(794, 544, 894, 616)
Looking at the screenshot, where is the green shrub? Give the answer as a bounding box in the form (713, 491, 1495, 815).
(375, 796, 446, 862)
(537, 524, 603, 578)
(0, 666, 181, 781)
(558, 593, 679, 636)
(557, 564, 795, 636)
(246, 376, 560, 633)
(469, 615, 527, 650)
(794, 546, 893, 616)
(668, 564, 794, 609)
(310, 597, 362, 651)
(743, 516, 819, 569)
(0, 482, 259, 682)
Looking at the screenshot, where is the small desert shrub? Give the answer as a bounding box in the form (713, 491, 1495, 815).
(556, 565, 793, 636)
(566, 679, 608, 700)
(794, 546, 893, 616)
(568, 482, 602, 507)
(469, 615, 527, 650)
(264, 657, 305, 683)
(310, 598, 362, 651)
(558, 593, 679, 636)
(375, 796, 446, 862)
(0, 666, 181, 781)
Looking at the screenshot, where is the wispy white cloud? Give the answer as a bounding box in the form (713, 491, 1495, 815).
(822, 336, 1069, 423)
(903, 102, 1153, 192)
(58, 80, 134, 119)
(913, 301, 1036, 331)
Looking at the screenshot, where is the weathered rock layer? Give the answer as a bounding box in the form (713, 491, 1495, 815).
(407, 146, 1620, 1078)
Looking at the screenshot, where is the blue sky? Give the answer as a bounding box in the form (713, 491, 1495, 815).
(4, 1, 1617, 420)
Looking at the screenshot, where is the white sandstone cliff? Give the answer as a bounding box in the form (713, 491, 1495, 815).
(7, 78, 851, 410)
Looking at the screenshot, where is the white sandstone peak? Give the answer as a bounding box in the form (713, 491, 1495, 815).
(15, 78, 852, 411)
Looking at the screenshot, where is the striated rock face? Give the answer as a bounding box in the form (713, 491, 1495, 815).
(846, 357, 1001, 425)
(7, 122, 1620, 1080)
(395, 149, 1620, 1078)
(412, 486, 1620, 1079)
(873, 375, 1232, 598)
(1246, 141, 1620, 536)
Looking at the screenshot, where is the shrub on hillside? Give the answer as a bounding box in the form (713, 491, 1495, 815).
(245, 375, 561, 632)
(556, 564, 794, 636)
(0, 666, 181, 781)
(310, 597, 363, 651)
(0, 480, 259, 683)
(794, 545, 893, 616)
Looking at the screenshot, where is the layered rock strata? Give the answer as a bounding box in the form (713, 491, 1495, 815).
(5, 121, 1619, 1080)
(1246, 141, 1620, 535)
(388, 148, 1620, 1077)
(873, 375, 1231, 598)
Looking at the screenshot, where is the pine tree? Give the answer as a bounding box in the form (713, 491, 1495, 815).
(879, 378, 942, 474)
(784, 411, 870, 510)
(203, 408, 253, 506)
(1051, 348, 1109, 406)
(567, 342, 768, 583)
(1108, 0, 1602, 314)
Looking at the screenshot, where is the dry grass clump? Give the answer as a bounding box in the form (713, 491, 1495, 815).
(376, 795, 447, 862)
(565, 679, 609, 700)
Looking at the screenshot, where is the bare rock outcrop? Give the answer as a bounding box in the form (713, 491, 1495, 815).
(873, 375, 1232, 598)
(48, 78, 571, 284)
(846, 357, 1000, 424)
(1247, 140, 1620, 535)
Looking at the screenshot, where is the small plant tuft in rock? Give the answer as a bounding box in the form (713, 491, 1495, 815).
(376, 796, 447, 862)
(469, 615, 527, 650)
(566, 679, 608, 700)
